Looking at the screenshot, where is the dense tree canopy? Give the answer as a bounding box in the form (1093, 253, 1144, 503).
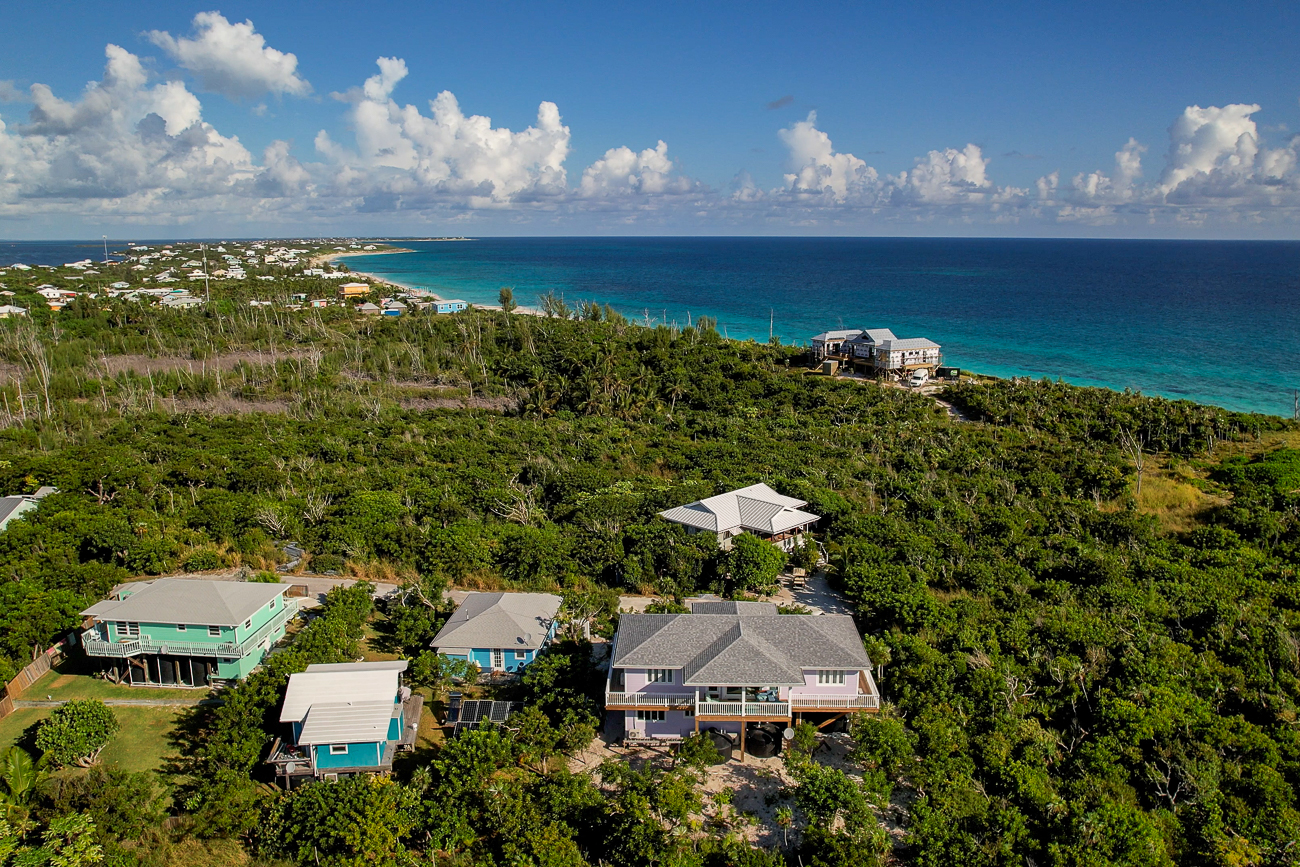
(0, 297, 1294, 865)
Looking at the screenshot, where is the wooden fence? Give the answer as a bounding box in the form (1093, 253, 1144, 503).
(0, 638, 68, 720)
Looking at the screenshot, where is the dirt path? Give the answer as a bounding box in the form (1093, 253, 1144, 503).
(930, 394, 974, 422)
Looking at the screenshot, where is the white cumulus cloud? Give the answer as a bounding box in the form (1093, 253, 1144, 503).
(0, 44, 254, 213)
(149, 12, 310, 100)
(579, 141, 693, 197)
(890, 144, 994, 204)
(778, 112, 878, 202)
(315, 57, 570, 207)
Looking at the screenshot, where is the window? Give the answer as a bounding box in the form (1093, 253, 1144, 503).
(647, 669, 674, 684)
(116, 622, 139, 637)
(243, 619, 252, 629)
(208, 626, 221, 637)
(683, 708, 694, 718)
(817, 670, 845, 685)
(176, 624, 187, 632)
(636, 710, 665, 722)
(329, 744, 348, 755)
(514, 651, 528, 660)
(267, 600, 276, 610)
(491, 649, 504, 670)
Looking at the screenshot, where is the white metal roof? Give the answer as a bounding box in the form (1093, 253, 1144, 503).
(280, 662, 403, 725)
(881, 337, 940, 351)
(306, 661, 408, 673)
(297, 700, 394, 745)
(810, 329, 862, 342)
(658, 483, 817, 535)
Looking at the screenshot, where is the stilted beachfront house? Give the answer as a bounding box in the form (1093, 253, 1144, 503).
(658, 483, 818, 553)
(269, 661, 422, 787)
(606, 601, 879, 751)
(79, 579, 296, 687)
(811, 327, 942, 380)
(430, 592, 562, 674)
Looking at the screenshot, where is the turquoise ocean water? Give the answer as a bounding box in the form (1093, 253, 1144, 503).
(346, 237, 1300, 417)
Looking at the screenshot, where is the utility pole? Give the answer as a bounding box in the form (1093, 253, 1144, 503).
(769, 308, 774, 341)
(102, 235, 108, 263)
(201, 244, 211, 305)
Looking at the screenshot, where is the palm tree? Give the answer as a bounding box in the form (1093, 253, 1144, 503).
(0, 747, 43, 826)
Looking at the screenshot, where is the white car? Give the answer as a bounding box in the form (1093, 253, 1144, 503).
(907, 369, 930, 388)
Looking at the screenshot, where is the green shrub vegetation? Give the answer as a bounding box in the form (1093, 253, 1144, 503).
(34, 701, 118, 769)
(0, 286, 1294, 865)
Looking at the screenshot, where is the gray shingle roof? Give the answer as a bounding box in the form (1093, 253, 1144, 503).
(81, 579, 288, 627)
(612, 612, 870, 686)
(688, 601, 779, 615)
(430, 592, 561, 651)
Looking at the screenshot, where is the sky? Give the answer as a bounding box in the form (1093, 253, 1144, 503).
(1, 0, 1299, 239)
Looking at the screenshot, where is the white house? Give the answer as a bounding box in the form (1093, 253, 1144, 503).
(658, 483, 818, 553)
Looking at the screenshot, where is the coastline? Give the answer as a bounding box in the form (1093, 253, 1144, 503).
(311, 247, 415, 268)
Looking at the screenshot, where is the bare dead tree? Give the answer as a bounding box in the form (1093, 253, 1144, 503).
(1118, 428, 1147, 497)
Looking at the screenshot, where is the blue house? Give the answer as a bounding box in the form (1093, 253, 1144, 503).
(431, 592, 562, 674)
(269, 660, 422, 786)
(435, 299, 468, 314)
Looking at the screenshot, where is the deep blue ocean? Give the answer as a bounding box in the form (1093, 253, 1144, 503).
(346, 238, 1300, 417)
(6, 238, 1299, 416)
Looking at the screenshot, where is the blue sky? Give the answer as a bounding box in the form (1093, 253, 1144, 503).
(2, 0, 1298, 237)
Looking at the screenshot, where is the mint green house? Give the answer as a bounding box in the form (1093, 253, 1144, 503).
(80, 578, 296, 686)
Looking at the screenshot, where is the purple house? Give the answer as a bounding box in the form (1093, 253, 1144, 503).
(606, 601, 879, 753)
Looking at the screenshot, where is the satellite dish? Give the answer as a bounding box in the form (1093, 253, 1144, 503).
(782, 727, 795, 740)
(284, 762, 297, 774)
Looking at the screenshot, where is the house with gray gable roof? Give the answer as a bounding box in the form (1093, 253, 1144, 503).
(658, 483, 818, 553)
(431, 592, 562, 674)
(606, 600, 879, 748)
(80, 578, 297, 686)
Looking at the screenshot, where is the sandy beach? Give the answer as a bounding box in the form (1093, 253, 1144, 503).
(309, 246, 414, 268)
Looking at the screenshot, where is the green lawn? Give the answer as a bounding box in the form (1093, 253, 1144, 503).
(22, 657, 205, 702)
(0, 705, 182, 775)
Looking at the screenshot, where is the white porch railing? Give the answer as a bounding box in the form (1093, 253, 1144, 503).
(605, 691, 695, 708)
(83, 603, 297, 660)
(606, 688, 880, 716)
(789, 694, 880, 710)
(695, 701, 791, 718)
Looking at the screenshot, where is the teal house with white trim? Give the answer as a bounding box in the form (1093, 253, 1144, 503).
(431, 592, 562, 674)
(270, 660, 422, 786)
(80, 578, 295, 686)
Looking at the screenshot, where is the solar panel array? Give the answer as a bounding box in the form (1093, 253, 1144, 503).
(450, 700, 521, 737)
